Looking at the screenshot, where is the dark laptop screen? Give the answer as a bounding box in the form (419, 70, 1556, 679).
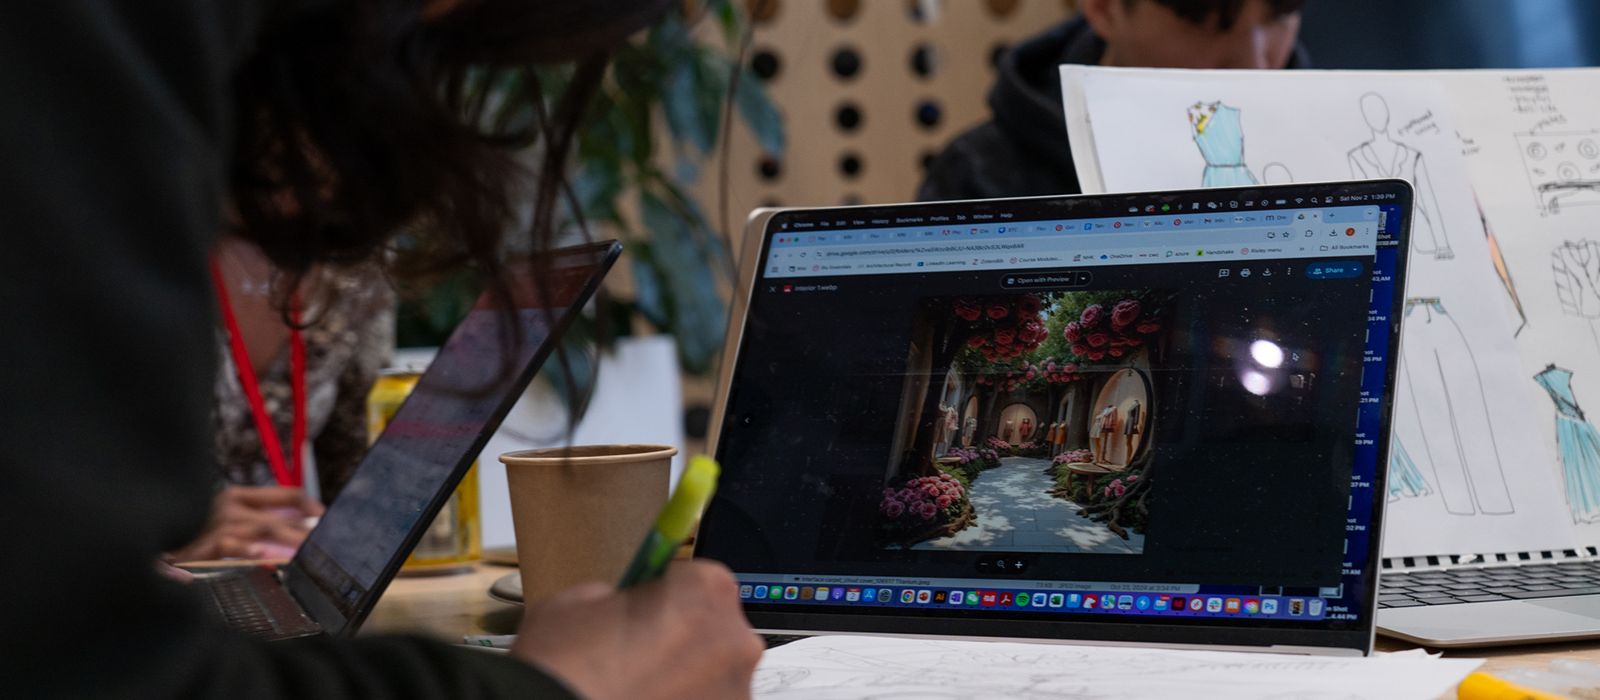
(698, 182, 1412, 651)
(291, 243, 618, 628)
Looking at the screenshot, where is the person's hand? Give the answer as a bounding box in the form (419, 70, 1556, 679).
(164, 485, 325, 563)
(512, 560, 764, 700)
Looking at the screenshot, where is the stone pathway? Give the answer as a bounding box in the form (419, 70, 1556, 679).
(911, 457, 1146, 554)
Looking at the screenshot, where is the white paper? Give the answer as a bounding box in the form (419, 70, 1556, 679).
(1061, 65, 1584, 558)
(753, 635, 1482, 700)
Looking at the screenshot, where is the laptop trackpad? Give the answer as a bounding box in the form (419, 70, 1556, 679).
(1381, 597, 1600, 645)
(1528, 596, 1600, 620)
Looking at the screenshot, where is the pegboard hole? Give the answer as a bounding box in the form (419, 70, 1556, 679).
(839, 152, 864, 178)
(835, 102, 863, 132)
(831, 47, 863, 80)
(910, 44, 941, 79)
(907, 0, 944, 24)
(746, 0, 780, 24)
(751, 49, 781, 81)
(915, 99, 943, 129)
(758, 155, 783, 181)
(826, 0, 861, 21)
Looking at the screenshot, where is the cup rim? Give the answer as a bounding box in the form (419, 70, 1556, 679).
(499, 444, 678, 466)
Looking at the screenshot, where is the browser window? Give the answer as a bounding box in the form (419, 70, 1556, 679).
(700, 188, 1407, 641)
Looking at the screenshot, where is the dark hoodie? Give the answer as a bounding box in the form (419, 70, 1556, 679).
(917, 15, 1311, 202)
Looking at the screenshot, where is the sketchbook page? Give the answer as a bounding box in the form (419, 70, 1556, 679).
(1060, 66, 1106, 193)
(1427, 68, 1600, 546)
(753, 635, 1483, 700)
(1071, 67, 1576, 559)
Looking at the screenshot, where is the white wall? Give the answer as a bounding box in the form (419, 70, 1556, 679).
(472, 335, 685, 548)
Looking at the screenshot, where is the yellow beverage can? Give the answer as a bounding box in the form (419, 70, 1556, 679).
(367, 368, 482, 572)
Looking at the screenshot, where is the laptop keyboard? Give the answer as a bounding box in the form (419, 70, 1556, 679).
(205, 573, 278, 637)
(1380, 560, 1600, 608)
(762, 634, 809, 649)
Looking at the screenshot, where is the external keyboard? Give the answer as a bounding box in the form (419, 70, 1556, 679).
(1379, 560, 1600, 608)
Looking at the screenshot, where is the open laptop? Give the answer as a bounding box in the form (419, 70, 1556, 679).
(695, 182, 1413, 656)
(188, 241, 621, 640)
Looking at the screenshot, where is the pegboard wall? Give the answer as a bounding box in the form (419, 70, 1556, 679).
(691, 0, 1079, 250)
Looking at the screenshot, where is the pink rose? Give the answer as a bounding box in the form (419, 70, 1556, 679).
(1104, 486, 1112, 498)
(886, 501, 905, 518)
(1110, 334, 1130, 347)
(1064, 321, 1082, 343)
(1017, 294, 1043, 318)
(1110, 300, 1141, 331)
(898, 488, 916, 502)
(994, 328, 1016, 345)
(1136, 320, 1161, 334)
(918, 502, 938, 520)
(1063, 363, 1076, 373)
(935, 495, 954, 509)
(1087, 331, 1110, 348)
(1080, 304, 1104, 328)
(954, 298, 982, 322)
(986, 304, 1009, 319)
(1025, 370, 1036, 379)
(967, 335, 987, 348)
(1113, 482, 1127, 497)
(1046, 362, 1057, 372)
(1071, 342, 1090, 356)
(923, 484, 941, 497)
(1087, 350, 1106, 361)
(1125, 336, 1142, 347)
(1126, 475, 1139, 482)
(1021, 320, 1045, 343)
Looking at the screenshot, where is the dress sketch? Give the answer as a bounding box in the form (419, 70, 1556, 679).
(1188, 102, 1258, 188)
(1535, 366, 1600, 524)
(1553, 239, 1600, 353)
(1387, 438, 1432, 502)
(1261, 162, 1294, 185)
(1347, 93, 1453, 260)
(1391, 298, 1513, 515)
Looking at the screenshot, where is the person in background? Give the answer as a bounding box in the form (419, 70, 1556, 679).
(2, 1, 762, 699)
(165, 235, 394, 563)
(918, 0, 1310, 202)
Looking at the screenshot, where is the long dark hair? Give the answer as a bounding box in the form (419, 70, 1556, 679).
(230, 0, 674, 290)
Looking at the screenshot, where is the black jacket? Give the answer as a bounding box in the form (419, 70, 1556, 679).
(0, 2, 575, 698)
(917, 16, 1312, 202)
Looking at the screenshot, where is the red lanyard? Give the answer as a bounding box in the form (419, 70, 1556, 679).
(209, 256, 306, 488)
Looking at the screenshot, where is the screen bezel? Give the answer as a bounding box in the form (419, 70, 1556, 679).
(283, 240, 623, 636)
(698, 182, 1414, 655)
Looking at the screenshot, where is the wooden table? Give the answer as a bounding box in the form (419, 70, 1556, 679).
(362, 562, 525, 640)
(363, 563, 1600, 697)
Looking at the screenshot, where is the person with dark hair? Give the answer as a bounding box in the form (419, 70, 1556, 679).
(918, 0, 1310, 203)
(0, 1, 762, 699)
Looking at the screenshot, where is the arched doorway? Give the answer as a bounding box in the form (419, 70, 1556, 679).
(997, 403, 1038, 445)
(962, 396, 978, 447)
(1088, 368, 1151, 466)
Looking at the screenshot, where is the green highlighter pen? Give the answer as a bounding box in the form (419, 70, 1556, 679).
(617, 456, 720, 589)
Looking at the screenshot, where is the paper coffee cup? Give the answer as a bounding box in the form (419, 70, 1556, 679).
(499, 444, 675, 605)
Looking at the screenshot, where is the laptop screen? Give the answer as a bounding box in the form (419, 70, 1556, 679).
(698, 182, 1412, 652)
(289, 243, 619, 631)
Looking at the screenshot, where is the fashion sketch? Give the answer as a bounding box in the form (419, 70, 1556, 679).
(1391, 298, 1513, 515)
(1553, 239, 1600, 353)
(1516, 130, 1600, 215)
(1535, 366, 1600, 523)
(1188, 102, 1258, 188)
(1348, 93, 1453, 260)
(1261, 162, 1294, 185)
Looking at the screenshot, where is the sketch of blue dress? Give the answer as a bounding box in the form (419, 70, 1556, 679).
(1387, 438, 1431, 502)
(1190, 103, 1259, 188)
(1391, 298, 1513, 515)
(1534, 366, 1600, 523)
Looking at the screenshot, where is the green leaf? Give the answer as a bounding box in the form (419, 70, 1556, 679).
(661, 52, 722, 155)
(629, 243, 672, 330)
(639, 190, 728, 373)
(735, 67, 785, 159)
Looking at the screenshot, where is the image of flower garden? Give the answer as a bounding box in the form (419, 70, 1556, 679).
(877, 289, 1176, 554)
